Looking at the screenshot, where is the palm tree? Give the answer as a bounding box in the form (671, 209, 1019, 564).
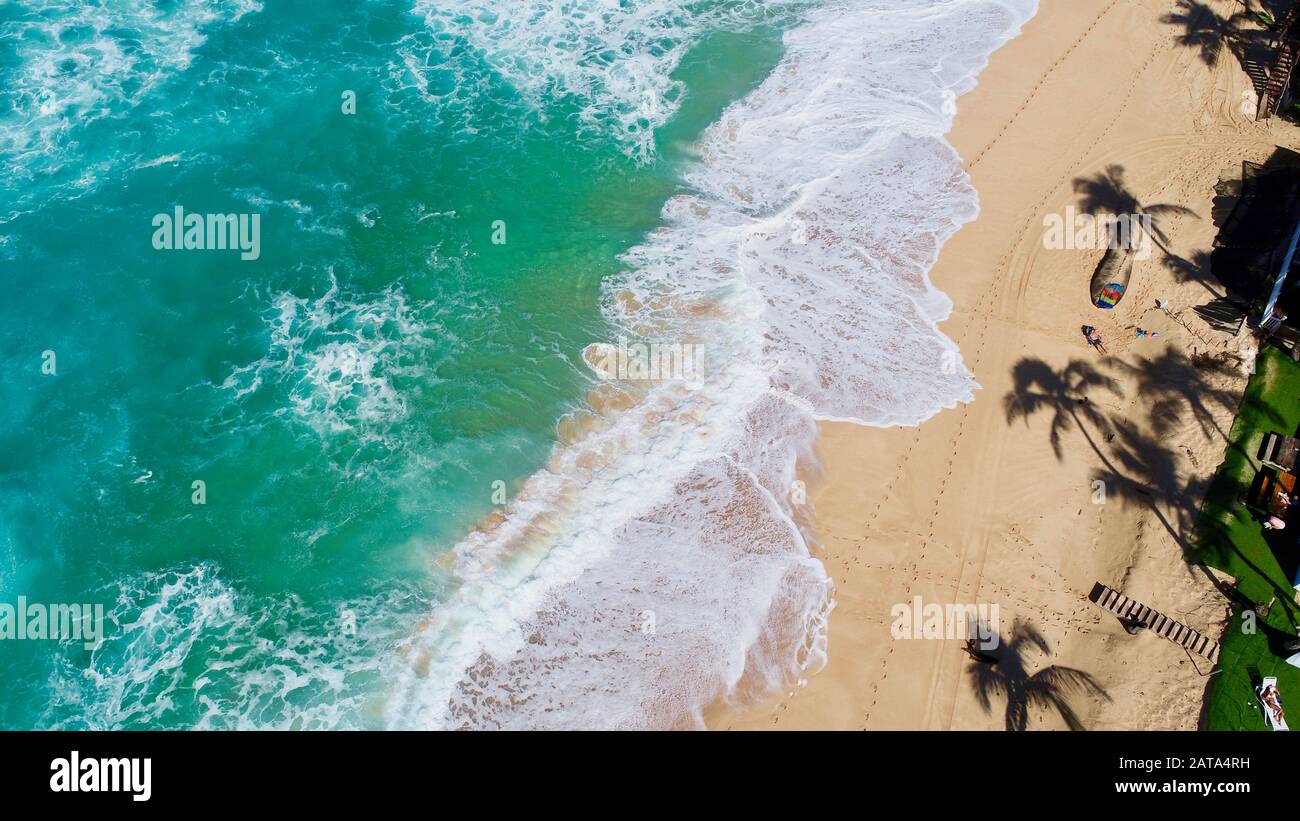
(1003, 357, 1124, 460)
(968, 620, 1109, 731)
(1241, 0, 1280, 30)
(1073, 165, 1199, 253)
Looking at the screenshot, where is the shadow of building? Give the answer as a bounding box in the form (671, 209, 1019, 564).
(1210, 146, 1300, 351)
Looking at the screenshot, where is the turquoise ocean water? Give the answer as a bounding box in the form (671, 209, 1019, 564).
(0, 0, 1037, 729)
(0, 0, 802, 729)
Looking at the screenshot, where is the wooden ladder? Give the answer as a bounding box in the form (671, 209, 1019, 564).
(1261, 2, 1300, 117)
(1087, 582, 1221, 662)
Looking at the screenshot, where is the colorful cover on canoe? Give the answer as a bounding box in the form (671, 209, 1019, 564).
(1094, 282, 1125, 309)
(1089, 246, 1134, 310)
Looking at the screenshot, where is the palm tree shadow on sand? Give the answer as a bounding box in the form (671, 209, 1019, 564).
(1165, 249, 1231, 299)
(967, 619, 1110, 731)
(998, 355, 1242, 592)
(1162, 0, 1274, 90)
(1110, 349, 1250, 446)
(1073, 164, 1199, 253)
(1002, 357, 1124, 461)
(1003, 354, 1246, 544)
(1003, 355, 1298, 621)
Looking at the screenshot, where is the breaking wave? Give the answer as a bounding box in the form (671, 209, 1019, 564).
(384, 0, 1037, 728)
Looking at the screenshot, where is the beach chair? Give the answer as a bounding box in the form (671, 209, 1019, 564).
(1257, 677, 1289, 731)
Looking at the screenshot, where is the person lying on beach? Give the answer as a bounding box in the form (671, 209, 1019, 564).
(1081, 325, 1107, 354)
(1259, 684, 1285, 722)
(1134, 327, 1160, 339)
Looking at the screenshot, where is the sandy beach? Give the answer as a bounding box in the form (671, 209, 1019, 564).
(713, 0, 1297, 730)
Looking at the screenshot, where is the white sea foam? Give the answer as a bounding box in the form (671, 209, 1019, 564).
(222, 271, 447, 443)
(406, 0, 810, 160)
(43, 563, 428, 730)
(37, 0, 1037, 730)
(131, 152, 188, 170)
(386, 0, 1038, 728)
(0, 0, 260, 209)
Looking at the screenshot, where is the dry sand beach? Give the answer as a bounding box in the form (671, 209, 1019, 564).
(715, 0, 1298, 730)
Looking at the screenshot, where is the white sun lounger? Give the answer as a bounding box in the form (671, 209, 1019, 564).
(1257, 677, 1289, 731)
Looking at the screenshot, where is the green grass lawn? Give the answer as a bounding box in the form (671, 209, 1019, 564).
(1195, 346, 1300, 730)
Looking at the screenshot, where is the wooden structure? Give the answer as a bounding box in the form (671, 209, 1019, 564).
(1087, 582, 1221, 662)
(1252, 467, 1296, 517)
(1260, 3, 1300, 118)
(1259, 431, 1300, 471)
(1210, 148, 1300, 340)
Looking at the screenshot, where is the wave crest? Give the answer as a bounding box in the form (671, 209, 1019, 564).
(386, 0, 1037, 729)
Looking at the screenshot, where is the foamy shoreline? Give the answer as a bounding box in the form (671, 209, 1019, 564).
(715, 0, 1288, 730)
(385, 0, 1045, 728)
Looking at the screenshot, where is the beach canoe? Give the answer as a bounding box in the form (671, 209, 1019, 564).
(1090, 246, 1134, 309)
